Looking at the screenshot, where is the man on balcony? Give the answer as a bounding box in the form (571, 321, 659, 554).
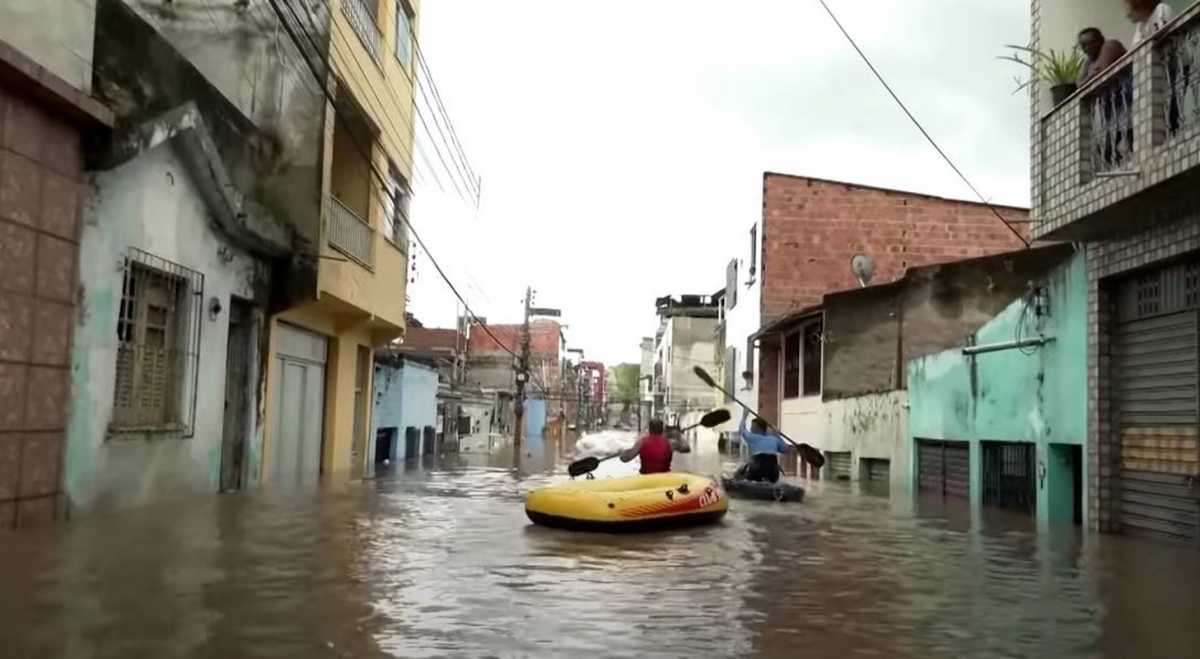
(1078, 28, 1127, 85)
(1127, 0, 1175, 45)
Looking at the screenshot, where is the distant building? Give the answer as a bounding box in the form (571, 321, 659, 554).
(652, 293, 723, 449)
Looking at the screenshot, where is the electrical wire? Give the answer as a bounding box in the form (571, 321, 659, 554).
(266, 0, 543, 395)
(813, 0, 1031, 249)
(317, 0, 480, 204)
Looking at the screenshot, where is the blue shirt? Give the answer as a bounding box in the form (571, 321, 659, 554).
(740, 415, 789, 456)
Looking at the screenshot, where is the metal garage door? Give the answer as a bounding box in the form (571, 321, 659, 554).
(827, 451, 852, 480)
(1114, 264, 1200, 545)
(270, 323, 327, 486)
(917, 440, 970, 499)
(862, 458, 890, 484)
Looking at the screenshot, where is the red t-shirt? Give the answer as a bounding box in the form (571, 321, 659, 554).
(638, 433, 673, 474)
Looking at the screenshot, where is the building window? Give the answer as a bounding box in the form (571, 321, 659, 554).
(802, 320, 822, 397)
(748, 224, 758, 284)
(395, 0, 413, 67)
(783, 331, 800, 399)
(382, 165, 410, 248)
(783, 318, 822, 399)
(725, 259, 738, 310)
(112, 249, 204, 433)
(744, 335, 754, 389)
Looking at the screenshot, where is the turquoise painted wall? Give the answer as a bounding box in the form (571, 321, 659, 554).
(907, 250, 1087, 527)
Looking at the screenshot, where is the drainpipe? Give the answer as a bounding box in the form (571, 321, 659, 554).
(961, 336, 1055, 356)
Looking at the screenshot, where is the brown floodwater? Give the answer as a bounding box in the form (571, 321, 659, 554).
(1, 441, 1199, 659)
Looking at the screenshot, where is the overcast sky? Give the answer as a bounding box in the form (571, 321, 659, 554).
(405, 0, 1032, 366)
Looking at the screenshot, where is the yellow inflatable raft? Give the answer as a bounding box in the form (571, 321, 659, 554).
(525, 472, 727, 532)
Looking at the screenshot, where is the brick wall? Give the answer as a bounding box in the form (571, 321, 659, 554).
(759, 174, 1030, 325)
(0, 83, 84, 528)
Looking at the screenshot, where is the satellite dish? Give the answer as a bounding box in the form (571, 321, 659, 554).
(851, 254, 875, 288)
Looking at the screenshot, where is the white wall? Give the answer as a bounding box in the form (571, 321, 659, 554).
(0, 0, 96, 93)
(66, 141, 263, 512)
(720, 221, 762, 434)
(779, 390, 910, 493)
(665, 315, 720, 420)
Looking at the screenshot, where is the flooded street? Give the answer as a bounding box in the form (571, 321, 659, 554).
(2, 443, 1199, 659)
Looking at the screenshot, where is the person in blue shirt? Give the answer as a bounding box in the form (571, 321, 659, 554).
(735, 409, 790, 483)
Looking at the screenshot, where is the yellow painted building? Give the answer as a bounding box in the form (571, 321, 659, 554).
(262, 0, 420, 483)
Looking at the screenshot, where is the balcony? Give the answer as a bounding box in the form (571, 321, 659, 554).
(1035, 2, 1200, 240)
(343, 0, 382, 62)
(328, 195, 375, 268)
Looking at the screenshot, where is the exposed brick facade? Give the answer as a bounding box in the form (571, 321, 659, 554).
(759, 173, 1030, 325)
(0, 81, 86, 529)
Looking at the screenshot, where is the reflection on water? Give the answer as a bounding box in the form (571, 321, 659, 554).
(1, 440, 1199, 658)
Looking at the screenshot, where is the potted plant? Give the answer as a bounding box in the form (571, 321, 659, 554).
(1000, 45, 1087, 106)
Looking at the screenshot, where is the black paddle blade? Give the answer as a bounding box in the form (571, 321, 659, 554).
(798, 444, 826, 469)
(692, 366, 717, 388)
(699, 408, 731, 427)
(568, 456, 600, 477)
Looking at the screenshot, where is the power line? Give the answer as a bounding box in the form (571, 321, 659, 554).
(285, 0, 478, 204)
(813, 0, 1030, 249)
(267, 0, 549, 396)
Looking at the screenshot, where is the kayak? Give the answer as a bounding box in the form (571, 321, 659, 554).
(525, 472, 727, 533)
(720, 477, 805, 502)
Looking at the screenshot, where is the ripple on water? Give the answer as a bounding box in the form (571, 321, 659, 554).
(1, 450, 1199, 658)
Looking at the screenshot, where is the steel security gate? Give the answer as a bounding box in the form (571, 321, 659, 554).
(917, 440, 970, 499)
(1114, 262, 1200, 545)
(982, 442, 1036, 514)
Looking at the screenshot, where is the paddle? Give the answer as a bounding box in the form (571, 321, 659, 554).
(566, 408, 732, 477)
(692, 366, 826, 470)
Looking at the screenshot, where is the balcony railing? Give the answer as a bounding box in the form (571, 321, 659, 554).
(1161, 21, 1200, 140)
(1087, 67, 1135, 177)
(1035, 3, 1200, 239)
(328, 196, 375, 268)
(343, 0, 382, 62)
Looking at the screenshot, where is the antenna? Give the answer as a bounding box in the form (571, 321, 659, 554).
(851, 254, 876, 288)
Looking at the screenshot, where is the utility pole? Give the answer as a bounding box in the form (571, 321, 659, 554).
(513, 286, 531, 448)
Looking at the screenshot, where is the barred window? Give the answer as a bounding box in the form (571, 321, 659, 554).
(111, 249, 203, 433)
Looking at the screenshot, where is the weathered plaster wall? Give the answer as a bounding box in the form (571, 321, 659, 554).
(0, 0, 97, 93)
(822, 392, 910, 489)
(66, 142, 263, 513)
(665, 316, 720, 414)
(907, 250, 1087, 526)
(370, 358, 437, 462)
(824, 284, 901, 398)
(92, 0, 326, 309)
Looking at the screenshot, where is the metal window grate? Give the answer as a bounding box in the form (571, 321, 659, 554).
(1136, 272, 1162, 318)
(1185, 262, 1200, 308)
(111, 248, 204, 436)
(1160, 18, 1200, 140)
(343, 0, 383, 62)
(1087, 67, 1135, 177)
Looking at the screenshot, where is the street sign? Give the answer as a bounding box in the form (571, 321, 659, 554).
(529, 307, 561, 317)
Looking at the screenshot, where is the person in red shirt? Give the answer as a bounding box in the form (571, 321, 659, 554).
(619, 419, 675, 474)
